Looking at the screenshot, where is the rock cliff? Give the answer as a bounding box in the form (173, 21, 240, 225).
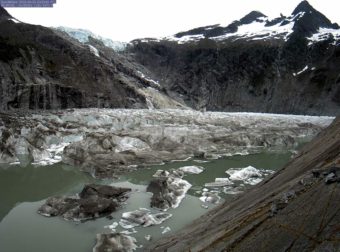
(0, 7, 184, 111)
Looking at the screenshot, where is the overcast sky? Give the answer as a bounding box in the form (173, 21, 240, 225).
(5, 0, 340, 42)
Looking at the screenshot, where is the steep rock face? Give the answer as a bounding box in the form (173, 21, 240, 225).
(147, 117, 340, 251)
(0, 7, 184, 111)
(128, 1, 340, 115)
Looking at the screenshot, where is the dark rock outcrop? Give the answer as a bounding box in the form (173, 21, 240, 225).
(147, 117, 340, 251)
(38, 184, 131, 221)
(0, 5, 12, 21)
(0, 6, 183, 111)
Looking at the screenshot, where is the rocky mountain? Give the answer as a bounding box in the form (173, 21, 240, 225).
(0, 1, 339, 115)
(0, 7, 184, 111)
(128, 1, 340, 115)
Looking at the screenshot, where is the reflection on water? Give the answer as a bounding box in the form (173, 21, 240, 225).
(0, 163, 93, 222)
(0, 152, 291, 252)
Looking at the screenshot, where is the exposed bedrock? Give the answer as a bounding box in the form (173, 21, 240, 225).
(38, 184, 131, 221)
(0, 109, 334, 178)
(147, 117, 340, 251)
(0, 9, 185, 111)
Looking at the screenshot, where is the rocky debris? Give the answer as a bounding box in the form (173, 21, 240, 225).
(147, 169, 191, 210)
(147, 117, 340, 251)
(312, 166, 340, 184)
(0, 110, 333, 178)
(270, 166, 340, 216)
(121, 208, 172, 227)
(93, 233, 137, 252)
(38, 184, 131, 221)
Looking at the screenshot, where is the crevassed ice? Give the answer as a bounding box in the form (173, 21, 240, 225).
(56, 26, 127, 51)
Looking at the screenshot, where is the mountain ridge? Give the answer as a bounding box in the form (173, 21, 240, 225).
(127, 1, 340, 115)
(0, 2, 339, 115)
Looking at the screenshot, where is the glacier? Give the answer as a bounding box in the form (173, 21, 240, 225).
(0, 109, 334, 178)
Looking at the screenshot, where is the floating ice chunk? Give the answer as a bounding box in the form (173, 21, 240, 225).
(201, 204, 209, 209)
(199, 191, 221, 204)
(168, 177, 192, 208)
(178, 165, 204, 174)
(120, 229, 137, 235)
(162, 227, 171, 234)
(226, 166, 262, 181)
(119, 219, 139, 229)
(145, 235, 152, 241)
(226, 166, 273, 185)
(205, 178, 233, 187)
(193, 159, 209, 163)
(170, 157, 192, 162)
(223, 186, 244, 195)
(104, 222, 119, 232)
(122, 209, 172, 227)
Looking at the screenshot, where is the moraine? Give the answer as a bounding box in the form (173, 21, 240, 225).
(0, 109, 334, 251)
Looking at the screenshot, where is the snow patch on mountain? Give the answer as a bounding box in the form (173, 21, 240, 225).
(212, 18, 295, 42)
(308, 27, 340, 45)
(162, 12, 309, 44)
(88, 45, 100, 57)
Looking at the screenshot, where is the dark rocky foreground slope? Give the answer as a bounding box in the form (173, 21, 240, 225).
(128, 1, 340, 115)
(0, 7, 183, 111)
(148, 117, 340, 251)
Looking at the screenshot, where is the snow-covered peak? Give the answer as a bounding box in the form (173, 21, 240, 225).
(137, 1, 339, 45)
(292, 0, 315, 16)
(210, 15, 296, 42)
(56, 26, 127, 52)
(165, 12, 305, 43)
